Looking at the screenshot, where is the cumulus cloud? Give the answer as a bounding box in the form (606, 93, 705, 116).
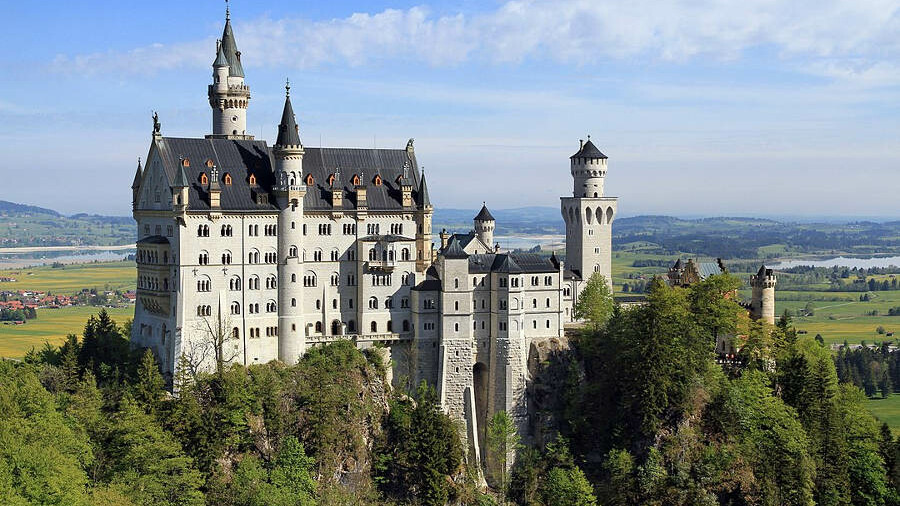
(53, 0, 900, 83)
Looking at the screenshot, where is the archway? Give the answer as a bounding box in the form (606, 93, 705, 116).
(473, 362, 489, 459)
(331, 320, 342, 336)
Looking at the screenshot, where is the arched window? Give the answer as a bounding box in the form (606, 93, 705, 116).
(402, 248, 410, 261)
(200, 172, 208, 185)
(402, 320, 410, 332)
(315, 321, 322, 333)
(373, 174, 382, 186)
(306, 173, 315, 186)
(223, 173, 232, 185)
(369, 248, 377, 261)
(232, 327, 239, 339)
(230, 302, 240, 315)
(348, 320, 356, 333)
(249, 173, 257, 185)
(387, 320, 393, 332)
(371, 321, 378, 333)
(352, 174, 361, 186)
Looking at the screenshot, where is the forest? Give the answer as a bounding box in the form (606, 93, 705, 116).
(3, 273, 900, 505)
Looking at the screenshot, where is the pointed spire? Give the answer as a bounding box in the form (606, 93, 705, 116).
(172, 163, 189, 188)
(474, 202, 495, 222)
(276, 80, 301, 147)
(418, 171, 431, 207)
(220, 2, 244, 78)
(131, 158, 143, 189)
(213, 39, 228, 67)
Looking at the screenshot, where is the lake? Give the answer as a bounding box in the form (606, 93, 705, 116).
(771, 256, 900, 270)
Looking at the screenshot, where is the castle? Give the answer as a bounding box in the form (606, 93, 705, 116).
(130, 8, 615, 463)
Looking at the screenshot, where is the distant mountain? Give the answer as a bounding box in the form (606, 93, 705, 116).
(0, 200, 61, 217)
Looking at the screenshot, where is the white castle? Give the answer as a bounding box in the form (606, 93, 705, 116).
(130, 8, 616, 461)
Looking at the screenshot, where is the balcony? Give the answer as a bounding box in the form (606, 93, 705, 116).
(307, 332, 412, 344)
(366, 260, 396, 272)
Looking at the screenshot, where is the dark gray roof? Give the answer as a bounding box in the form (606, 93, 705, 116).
(303, 147, 422, 210)
(756, 265, 773, 277)
(474, 204, 495, 221)
(137, 235, 170, 245)
(131, 160, 143, 189)
(570, 139, 607, 159)
(442, 236, 469, 259)
(563, 268, 581, 280)
(359, 234, 414, 243)
(221, 17, 244, 78)
(468, 253, 557, 274)
(276, 93, 301, 147)
(418, 173, 431, 207)
(155, 137, 276, 211)
(449, 232, 477, 249)
(213, 42, 228, 68)
(698, 262, 724, 279)
(152, 137, 424, 212)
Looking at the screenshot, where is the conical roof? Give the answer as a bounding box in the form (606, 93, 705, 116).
(221, 16, 244, 77)
(570, 139, 607, 159)
(213, 41, 229, 68)
(418, 173, 431, 207)
(276, 88, 301, 147)
(131, 159, 143, 189)
(172, 164, 189, 188)
(474, 203, 495, 221)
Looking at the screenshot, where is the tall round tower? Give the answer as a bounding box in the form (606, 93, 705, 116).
(560, 137, 617, 295)
(207, 7, 253, 140)
(750, 266, 777, 325)
(473, 203, 495, 251)
(274, 82, 307, 364)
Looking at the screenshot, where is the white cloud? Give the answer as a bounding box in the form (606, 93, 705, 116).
(52, 0, 900, 82)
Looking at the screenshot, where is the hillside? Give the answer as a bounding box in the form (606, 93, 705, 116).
(0, 200, 133, 247)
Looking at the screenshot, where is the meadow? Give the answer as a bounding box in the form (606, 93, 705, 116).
(867, 394, 900, 436)
(0, 260, 135, 294)
(0, 305, 133, 358)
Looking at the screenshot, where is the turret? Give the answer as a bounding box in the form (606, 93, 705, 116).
(131, 158, 143, 210)
(750, 265, 777, 325)
(473, 203, 495, 251)
(208, 166, 221, 210)
(207, 6, 252, 140)
(416, 171, 434, 272)
(274, 81, 307, 364)
(171, 163, 189, 213)
(570, 136, 608, 198)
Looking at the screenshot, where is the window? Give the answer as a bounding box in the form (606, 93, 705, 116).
(546, 298, 551, 308)
(371, 321, 378, 333)
(347, 320, 356, 332)
(200, 172, 208, 184)
(249, 173, 257, 185)
(230, 302, 240, 315)
(401, 297, 409, 308)
(166, 225, 173, 237)
(402, 248, 410, 261)
(289, 246, 298, 257)
(330, 273, 339, 286)
(222, 252, 232, 265)
(500, 322, 507, 331)
(196, 305, 212, 316)
(454, 301, 459, 311)
(500, 300, 507, 310)
(223, 173, 232, 185)
(386, 297, 393, 309)
(229, 277, 241, 291)
(198, 252, 209, 265)
(313, 250, 323, 262)
(330, 249, 339, 261)
(403, 320, 410, 332)
(391, 223, 403, 235)
(266, 301, 276, 312)
(315, 321, 322, 333)
(303, 274, 317, 287)
(454, 278, 459, 289)
(369, 297, 378, 310)
(306, 173, 314, 186)
(424, 299, 436, 310)
(546, 319, 551, 328)
(196, 278, 211, 292)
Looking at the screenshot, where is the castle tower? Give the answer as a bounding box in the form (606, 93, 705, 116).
(207, 6, 253, 140)
(273, 82, 307, 364)
(750, 265, 777, 325)
(473, 203, 495, 250)
(560, 137, 617, 294)
(416, 171, 434, 272)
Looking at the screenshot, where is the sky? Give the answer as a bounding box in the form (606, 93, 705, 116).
(1, 0, 898, 218)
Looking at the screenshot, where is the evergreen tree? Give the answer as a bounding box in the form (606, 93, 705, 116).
(574, 272, 615, 330)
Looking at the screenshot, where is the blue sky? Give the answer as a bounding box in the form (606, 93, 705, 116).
(2, 0, 898, 217)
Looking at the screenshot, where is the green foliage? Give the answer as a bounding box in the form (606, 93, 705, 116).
(573, 272, 614, 329)
(374, 382, 463, 506)
(487, 410, 520, 501)
(542, 466, 597, 506)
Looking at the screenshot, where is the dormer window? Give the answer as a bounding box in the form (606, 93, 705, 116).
(328, 174, 336, 187)
(223, 173, 232, 185)
(306, 173, 314, 186)
(200, 172, 208, 185)
(249, 173, 257, 185)
(352, 174, 361, 186)
(206, 159, 214, 168)
(373, 174, 382, 186)
(182, 158, 190, 168)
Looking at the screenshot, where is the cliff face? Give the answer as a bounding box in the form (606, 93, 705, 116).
(526, 333, 582, 448)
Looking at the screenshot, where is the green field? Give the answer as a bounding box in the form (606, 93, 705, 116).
(867, 394, 900, 436)
(0, 305, 133, 358)
(0, 260, 135, 294)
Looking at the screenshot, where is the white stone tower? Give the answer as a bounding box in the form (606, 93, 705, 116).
(207, 6, 252, 140)
(560, 137, 617, 293)
(750, 266, 777, 325)
(473, 203, 496, 251)
(274, 82, 307, 364)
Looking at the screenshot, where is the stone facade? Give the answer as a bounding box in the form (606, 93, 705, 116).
(130, 10, 610, 472)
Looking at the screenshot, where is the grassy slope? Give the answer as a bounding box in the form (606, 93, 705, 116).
(0, 261, 136, 358)
(867, 394, 900, 436)
(0, 261, 136, 294)
(0, 305, 133, 358)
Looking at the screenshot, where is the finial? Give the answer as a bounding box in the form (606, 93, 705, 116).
(225, 0, 230, 21)
(587, 134, 591, 140)
(285, 78, 290, 97)
(152, 111, 160, 134)
(137, 157, 142, 167)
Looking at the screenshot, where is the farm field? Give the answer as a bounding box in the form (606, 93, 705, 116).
(0, 260, 135, 293)
(867, 394, 900, 436)
(0, 305, 132, 358)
